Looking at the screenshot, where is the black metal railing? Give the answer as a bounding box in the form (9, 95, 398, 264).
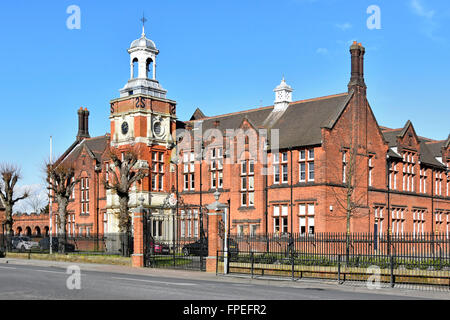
(0, 233, 134, 257)
(218, 232, 450, 289)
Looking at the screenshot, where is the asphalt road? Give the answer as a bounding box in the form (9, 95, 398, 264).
(0, 261, 445, 300)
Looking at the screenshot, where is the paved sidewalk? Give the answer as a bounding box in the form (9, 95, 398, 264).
(1, 258, 449, 300)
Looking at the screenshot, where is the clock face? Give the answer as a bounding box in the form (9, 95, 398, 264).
(168, 193, 177, 206)
(121, 122, 129, 135)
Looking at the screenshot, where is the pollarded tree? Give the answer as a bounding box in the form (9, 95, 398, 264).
(103, 146, 148, 254)
(46, 162, 79, 253)
(0, 163, 30, 237)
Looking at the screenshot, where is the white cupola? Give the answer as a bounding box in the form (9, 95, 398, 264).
(273, 77, 293, 111)
(120, 21, 167, 99)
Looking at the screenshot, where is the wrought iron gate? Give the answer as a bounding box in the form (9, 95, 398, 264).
(143, 193, 208, 271)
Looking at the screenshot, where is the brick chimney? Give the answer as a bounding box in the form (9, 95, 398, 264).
(83, 108, 90, 139)
(348, 41, 366, 92)
(76, 108, 90, 140)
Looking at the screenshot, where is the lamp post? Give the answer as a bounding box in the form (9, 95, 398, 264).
(49, 136, 53, 255)
(206, 190, 229, 274)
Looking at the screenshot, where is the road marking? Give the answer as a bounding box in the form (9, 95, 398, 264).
(232, 284, 254, 287)
(33, 269, 66, 274)
(111, 276, 197, 286)
(0, 266, 17, 270)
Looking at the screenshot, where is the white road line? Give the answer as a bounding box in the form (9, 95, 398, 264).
(0, 266, 17, 270)
(232, 284, 254, 287)
(33, 269, 66, 274)
(111, 276, 197, 286)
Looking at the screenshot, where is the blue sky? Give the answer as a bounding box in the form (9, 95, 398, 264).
(0, 0, 449, 207)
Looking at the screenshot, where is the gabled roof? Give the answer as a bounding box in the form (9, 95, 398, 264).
(57, 135, 109, 166)
(444, 135, 450, 149)
(190, 108, 207, 121)
(186, 93, 351, 150)
(381, 124, 447, 168)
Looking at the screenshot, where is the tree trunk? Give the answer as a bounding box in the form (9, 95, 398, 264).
(118, 195, 131, 256)
(57, 197, 68, 254)
(346, 190, 351, 266)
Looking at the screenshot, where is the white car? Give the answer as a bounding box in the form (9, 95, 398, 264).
(14, 237, 39, 251)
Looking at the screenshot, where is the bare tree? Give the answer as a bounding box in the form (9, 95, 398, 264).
(46, 162, 79, 253)
(26, 192, 47, 213)
(329, 143, 368, 230)
(103, 146, 148, 255)
(324, 138, 370, 263)
(0, 164, 30, 236)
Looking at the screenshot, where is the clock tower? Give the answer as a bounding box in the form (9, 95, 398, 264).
(106, 22, 178, 233)
(273, 77, 293, 112)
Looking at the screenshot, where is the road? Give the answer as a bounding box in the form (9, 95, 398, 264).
(0, 259, 448, 300)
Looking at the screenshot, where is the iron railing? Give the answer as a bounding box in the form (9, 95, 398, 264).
(219, 232, 450, 289)
(0, 233, 133, 256)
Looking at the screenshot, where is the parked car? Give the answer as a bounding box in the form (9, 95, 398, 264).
(148, 235, 170, 255)
(182, 238, 239, 257)
(12, 236, 39, 251)
(39, 237, 75, 252)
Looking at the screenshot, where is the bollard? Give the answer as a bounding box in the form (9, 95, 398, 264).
(251, 252, 254, 279)
(338, 254, 341, 284)
(390, 255, 395, 288)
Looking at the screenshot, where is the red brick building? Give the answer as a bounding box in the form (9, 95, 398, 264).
(11, 212, 49, 237)
(12, 30, 450, 238)
(176, 41, 450, 237)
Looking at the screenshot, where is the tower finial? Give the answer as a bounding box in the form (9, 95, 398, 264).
(141, 13, 147, 37)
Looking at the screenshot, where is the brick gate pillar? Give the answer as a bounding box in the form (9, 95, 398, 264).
(206, 211, 223, 273)
(132, 203, 145, 268)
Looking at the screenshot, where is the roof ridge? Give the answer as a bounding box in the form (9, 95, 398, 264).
(85, 135, 109, 141)
(290, 92, 348, 106)
(425, 140, 445, 144)
(187, 92, 348, 122)
(381, 128, 402, 132)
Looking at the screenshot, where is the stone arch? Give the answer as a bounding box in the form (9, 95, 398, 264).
(44, 226, 49, 237)
(25, 226, 32, 236)
(132, 57, 139, 79)
(34, 226, 41, 236)
(146, 58, 153, 79)
(16, 227, 22, 236)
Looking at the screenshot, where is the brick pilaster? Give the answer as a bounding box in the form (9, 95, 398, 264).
(206, 211, 223, 273)
(132, 208, 145, 268)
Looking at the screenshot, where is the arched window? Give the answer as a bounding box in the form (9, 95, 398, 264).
(25, 227, 32, 236)
(34, 226, 41, 236)
(132, 58, 139, 79)
(16, 227, 22, 236)
(146, 58, 153, 79)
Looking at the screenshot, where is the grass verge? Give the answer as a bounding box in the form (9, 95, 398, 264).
(4, 252, 131, 266)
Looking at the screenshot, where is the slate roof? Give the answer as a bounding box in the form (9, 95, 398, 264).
(186, 92, 352, 150)
(381, 129, 403, 147)
(419, 141, 444, 168)
(426, 140, 446, 158)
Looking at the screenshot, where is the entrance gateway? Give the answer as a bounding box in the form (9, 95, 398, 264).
(142, 193, 208, 271)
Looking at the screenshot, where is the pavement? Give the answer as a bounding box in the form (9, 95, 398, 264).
(0, 258, 449, 300)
